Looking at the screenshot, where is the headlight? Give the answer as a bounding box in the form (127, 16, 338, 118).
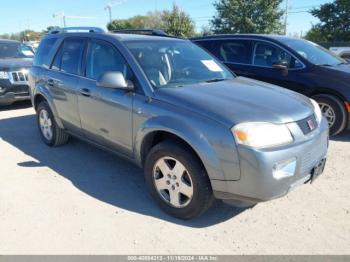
(232, 122, 293, 149)
(0, 71, 9, 79)
(310, 98, 322, 124)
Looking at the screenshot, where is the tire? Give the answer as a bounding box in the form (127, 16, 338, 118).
(313, 94, 347, 136)
(144, 140, 214, 219)
(36, 101, 69, 146)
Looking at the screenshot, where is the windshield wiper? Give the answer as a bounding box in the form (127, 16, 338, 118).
(205, 78, 226, 83)
(318, 64, 333, 67)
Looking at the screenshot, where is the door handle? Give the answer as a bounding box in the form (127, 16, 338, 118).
(80, 88, 91, 97)
(47, 78, 55, 87)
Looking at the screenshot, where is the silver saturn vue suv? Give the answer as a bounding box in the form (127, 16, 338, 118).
(29, 28, 329, 219)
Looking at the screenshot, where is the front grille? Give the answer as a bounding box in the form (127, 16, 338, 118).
(9, 71, 29, 85)
(297, 115, 318, 135)
(300, 139, 327, 174)
(11, 85, 29, 94)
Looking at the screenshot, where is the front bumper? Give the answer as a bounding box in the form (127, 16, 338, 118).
(0, 92, 30, 105)
(213, 118, 329, 203)
(0, 80, 30, 105)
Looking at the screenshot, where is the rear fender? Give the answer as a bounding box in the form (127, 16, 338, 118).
(34, 85, 64, 129)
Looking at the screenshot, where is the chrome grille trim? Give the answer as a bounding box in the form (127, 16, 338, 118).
(9, 71, 29, 85)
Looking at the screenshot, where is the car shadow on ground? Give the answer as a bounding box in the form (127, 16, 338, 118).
(0, 101, 32, 111)
(331, 131, 350, 142)
(0, 114, 248, 227)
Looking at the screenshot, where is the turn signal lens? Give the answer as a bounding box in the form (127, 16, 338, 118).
(345, 101, 350, 113)
(234, 130, 247, 142)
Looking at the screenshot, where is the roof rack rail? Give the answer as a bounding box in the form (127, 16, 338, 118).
(111, 29, 168, 37)
(48, 27, 105, 34)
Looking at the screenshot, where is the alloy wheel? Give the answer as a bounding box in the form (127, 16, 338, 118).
(318, 102, 336, 128)
(39, 109, 53, 141)
(153, 156, 194, 208)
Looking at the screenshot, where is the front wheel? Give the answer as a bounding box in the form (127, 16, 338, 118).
(313, 94, 347, 136)
(144, 141, 214, 219)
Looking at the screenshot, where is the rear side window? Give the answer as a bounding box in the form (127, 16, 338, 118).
(196, 40, 252, 64)
(51, 38, 86, 75)
(215, 40, 251, 64)
(33, 38, 58, 68)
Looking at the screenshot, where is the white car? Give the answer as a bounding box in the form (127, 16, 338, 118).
(330, 47, 350, 60)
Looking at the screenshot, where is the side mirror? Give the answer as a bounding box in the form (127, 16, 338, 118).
(97, 71, 134, 91)
(272, 61, 289, 76)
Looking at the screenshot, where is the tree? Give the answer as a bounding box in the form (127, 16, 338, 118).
(20, 30, 42, 41)
(0, 33, 11, 40)
(107, 19, 133, 31)
(211, 0, 284, 34)
(0, 30, 43, 41)
(43, 26, 59, 34)
(307, 0, 350, 42)
(107, 5, 195, 37)
(161, 4, 195, 37)
(107, 12, 164, 31)
(304, 26, 327, 43)
(200, 25, 212, 36)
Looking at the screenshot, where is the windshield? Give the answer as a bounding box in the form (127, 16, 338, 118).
(125, 40, 234, 88)
(0, 42, 34, 59)
(281, 38, 346, 66)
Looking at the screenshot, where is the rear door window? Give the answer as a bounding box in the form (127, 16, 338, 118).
(50, 38, 86, 75)
(196, 39, 252, 64)
(214, 40, 252, 64)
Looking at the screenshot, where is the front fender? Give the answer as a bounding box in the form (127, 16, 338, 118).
(134, 115, 239, 182)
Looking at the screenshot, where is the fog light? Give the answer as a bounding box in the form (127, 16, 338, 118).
(273, 158, 297, 179)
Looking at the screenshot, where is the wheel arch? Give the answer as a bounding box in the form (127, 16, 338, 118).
(310, 87, 348, 105)
(33, 89, 64, 129)
(311, 90, 349, 134)
(135, 116, 226, 181)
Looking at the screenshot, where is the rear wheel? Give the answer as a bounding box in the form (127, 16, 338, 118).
(37, 101, 69, 146)
(144, 141, 214, 219)
(313, 94, 347, 136)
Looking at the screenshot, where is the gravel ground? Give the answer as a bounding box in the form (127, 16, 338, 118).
(0, 102, 349, 255)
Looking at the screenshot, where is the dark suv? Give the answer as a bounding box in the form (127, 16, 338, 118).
(0, 39, 34, 106)
(192, 34, 350, 136)
(29, 28, 328, 219)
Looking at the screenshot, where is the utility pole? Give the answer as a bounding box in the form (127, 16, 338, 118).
(104, 0, 126, 23)
(63, 15, 67, 27)
(105, 4, 113, 23)
(53, 12, 67, 27)
(53, 12, 95, 27)
(284, 0, 289, 35)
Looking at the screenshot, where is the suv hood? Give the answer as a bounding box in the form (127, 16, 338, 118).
(155, 77, 314, 127)
(0, 58, 33, 71)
